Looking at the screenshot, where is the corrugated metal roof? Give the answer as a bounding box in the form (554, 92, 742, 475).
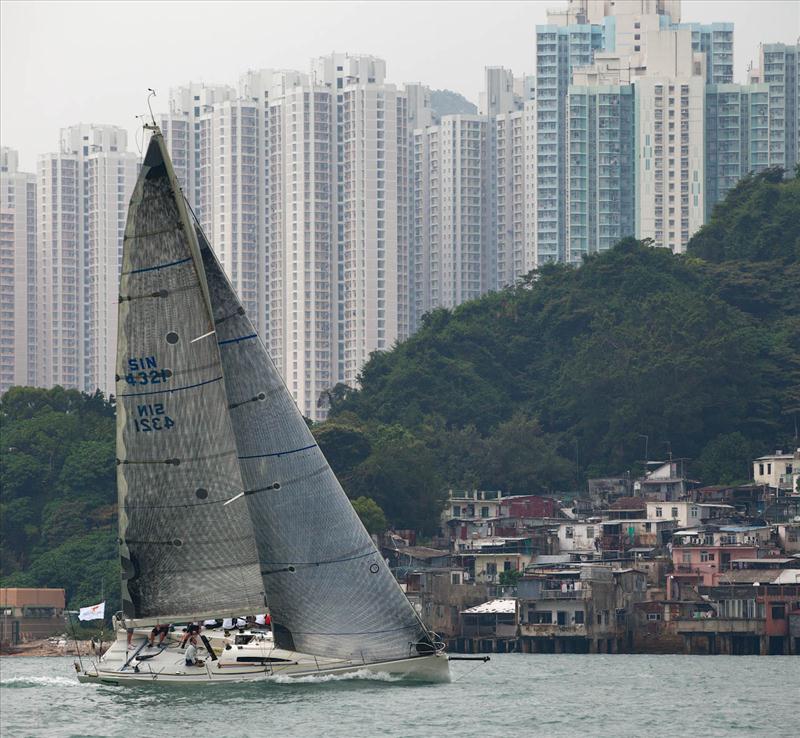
(772, 569, 800, 584)
(461, 599, 516, 615)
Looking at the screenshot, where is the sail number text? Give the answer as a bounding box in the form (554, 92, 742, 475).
(125, 356, 170, 386)
(133, 403, 175, 433)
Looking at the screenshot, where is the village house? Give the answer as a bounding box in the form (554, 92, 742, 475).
(636, 460, 697, 501)
(384, 545, 452, 571)
(667, 524, 778, 594)
(645, 501, 734, 528)
(753, 449, 798, 493)
(588, 477, 633, 508)
(600, 518, 677, 553)
(0, 588, 66, 645)
(557, 521, 602, 555)
(516, 565, 647, 653)
(459, 598, 518, 651)
(776, 521, 800, 553)
(676, 574, 800, 655)
(441, 489, 504, 541)
(401, 569, 488, 639)
(451, 537, 536, 585)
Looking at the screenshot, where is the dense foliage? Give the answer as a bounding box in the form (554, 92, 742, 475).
(327, 169, 799, 493)
(0, 387, 118, 612)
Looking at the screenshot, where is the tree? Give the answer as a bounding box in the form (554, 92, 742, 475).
(349, 436, 446, 535)
(479, 414, 573, 494)
(695, 433, 755, 486)
(312, 423, 371, 483)
(351, 497, 388, 535)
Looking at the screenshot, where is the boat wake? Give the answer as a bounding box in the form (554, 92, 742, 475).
(1, 675, 79, 689)
(268, 669, 402, 685)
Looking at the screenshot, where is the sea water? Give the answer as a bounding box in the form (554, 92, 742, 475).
(0, 654, 798, 737)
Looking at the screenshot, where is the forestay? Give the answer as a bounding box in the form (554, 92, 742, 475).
(116, 132, 265, 621)
(198, 227, 434, 663)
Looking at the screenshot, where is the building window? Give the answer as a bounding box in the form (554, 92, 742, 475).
(700, 551, 714, 562)
(771, 605, 785, 620)
(647, 612, 661, 621)
(690, 506, 699, 518)
(759, 463, 764, 475)
(655, 507, 663, 518)
(586, 526, 594, 538)
(574, 610, 585, 624)
(557, 611, 568, 626)
(452, 505, 461, 517)
(671, 507, 679, 518)
(481, 506, 489, 518)
(565, 526, 574, 538)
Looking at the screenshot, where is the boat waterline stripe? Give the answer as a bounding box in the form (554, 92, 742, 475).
(218, 333, 258, 346)
(119, 375, 223, 397)
(238, 444, 316, 460)
(127, 256, 192, 275)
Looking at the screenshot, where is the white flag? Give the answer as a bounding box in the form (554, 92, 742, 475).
(78, 601, 106, 621)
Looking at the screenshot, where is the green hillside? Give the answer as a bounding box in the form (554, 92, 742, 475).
(328, 168, 800, 489)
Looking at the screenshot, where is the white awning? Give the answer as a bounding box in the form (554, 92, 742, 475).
(461, 599, 516, 615)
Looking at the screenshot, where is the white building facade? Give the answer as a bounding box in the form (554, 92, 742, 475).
(37, 125, 137, 397)
(0, 148, 37, 393)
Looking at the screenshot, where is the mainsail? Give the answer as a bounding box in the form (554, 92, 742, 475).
(116, 132, 265, 621)
(197, 227, 435, 663)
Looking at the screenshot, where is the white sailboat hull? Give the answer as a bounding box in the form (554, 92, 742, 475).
(75, 630, 450, 686)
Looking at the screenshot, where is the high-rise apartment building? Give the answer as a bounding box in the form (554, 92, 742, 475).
(413, 115, 488, 317)
(0, 148, 37, 393)
(492, 103, 538, 285)
(264, 72, 337, 418)
(535, 19, 604, 264)
(633, 28, 707, 253)
(566, 83, 635, 263)
(312, 54, 409, 388)
(705, 83, 771, 214)
(36, 125, 137, 396)
(157, 57, 411, 418)
(159, 83, 235, 213)
(672, 23, 734, 84)
(755, 43, 800, 173)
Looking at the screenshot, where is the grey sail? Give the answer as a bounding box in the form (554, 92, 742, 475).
(197, 226, 434, 663)
(116, 132, 265, 622)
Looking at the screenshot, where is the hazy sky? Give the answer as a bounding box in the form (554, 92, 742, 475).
(2, 0, 799, 170)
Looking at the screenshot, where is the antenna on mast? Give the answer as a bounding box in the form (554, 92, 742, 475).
(146, 88, 158, 129)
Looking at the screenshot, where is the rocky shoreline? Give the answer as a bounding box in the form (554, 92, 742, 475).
(1, 638, 109, 657)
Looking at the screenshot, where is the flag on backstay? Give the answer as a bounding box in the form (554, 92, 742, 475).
(78, 601, 106, 621)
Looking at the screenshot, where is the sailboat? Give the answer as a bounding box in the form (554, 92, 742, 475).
(76, 125, 449, 685)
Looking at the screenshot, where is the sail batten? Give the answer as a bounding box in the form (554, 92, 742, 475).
(116, 131, 265, 620)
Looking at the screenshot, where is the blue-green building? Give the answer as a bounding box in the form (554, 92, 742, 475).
(672, 22, 734, 84)
(759, 43, 799, 172)
(705, 83, 771, 216)
(566, 84, 635, 263)
(535, 23, 604, 264)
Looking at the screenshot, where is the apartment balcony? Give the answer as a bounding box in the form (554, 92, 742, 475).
(537, 588, 584, 600)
